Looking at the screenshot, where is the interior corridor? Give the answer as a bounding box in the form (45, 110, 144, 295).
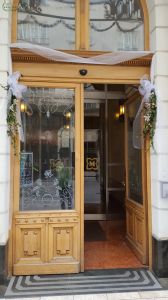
(84, 220, 143, 270)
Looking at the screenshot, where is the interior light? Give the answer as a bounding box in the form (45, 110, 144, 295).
(65, 111, 72, 118)
(119, 104, 125, 116)
(115, 112, 120, 120)
(20, 102, 27, 113)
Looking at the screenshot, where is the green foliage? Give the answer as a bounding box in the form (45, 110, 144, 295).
(143, 90, 157, 149)
(57, 167, 71, 189)
(6, 94, 20, 155)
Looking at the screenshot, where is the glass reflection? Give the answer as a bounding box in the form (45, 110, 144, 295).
(90, 0, 144, 51)
(20, 88, 75, 211)
(127, 98, 143, 204)
(17, 0, 75, 49)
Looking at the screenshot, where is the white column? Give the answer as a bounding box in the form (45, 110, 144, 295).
(147, 0, 168, 240)
(0, 5, 11, 246)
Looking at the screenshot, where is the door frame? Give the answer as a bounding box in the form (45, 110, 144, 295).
(125, 94, 149, 264)
(8, 55, 152, 276)
(11, 82, 85, 275)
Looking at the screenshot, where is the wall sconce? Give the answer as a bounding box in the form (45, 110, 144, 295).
(115, 102, 125, 121)
(65, 111, 72, 119)
(20, 101, 27, 113)
(115, 112, 120, 120)
(119, 103, 125, 116)
(20, 101, 33, 116)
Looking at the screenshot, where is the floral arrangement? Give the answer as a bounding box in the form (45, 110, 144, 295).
(6, 94, 20, 153)
(0, 72, 27, 154)
(133, 76, 157, 150)
(143, 89, 157, 149)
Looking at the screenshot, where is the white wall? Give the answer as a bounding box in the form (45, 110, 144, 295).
(147, 0, 168, 240)
(0, 3, 11, 245)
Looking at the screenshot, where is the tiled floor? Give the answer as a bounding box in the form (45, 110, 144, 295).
(84, 220, 143, 269)
(2, 291, 168, 300)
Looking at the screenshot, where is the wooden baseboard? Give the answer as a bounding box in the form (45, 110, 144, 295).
(13, 261, 80, 275)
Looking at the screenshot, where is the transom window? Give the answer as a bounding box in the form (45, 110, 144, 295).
(15, 0, 145, 51)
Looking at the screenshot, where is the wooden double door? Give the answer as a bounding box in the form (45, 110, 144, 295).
(12, 82, 149, 275)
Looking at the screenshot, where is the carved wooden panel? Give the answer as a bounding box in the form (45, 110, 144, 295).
(134, 213, 144, 249)
(126, 207, 134, 239)
(14, 224, 46, 265)
(126, 200, 146, 263)
(23, 230, 40, 256)
(13, 215, 80, 274)
(48, 222, 79, 262)
(56, 228, 72, 256)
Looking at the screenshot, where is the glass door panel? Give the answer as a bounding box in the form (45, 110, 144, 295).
(84, 85, 106, 217)
(17, 0, 76, 49)
(126, 98, 143, 204)
(20, 87, 75, 211)
(89, 0, 144, 51)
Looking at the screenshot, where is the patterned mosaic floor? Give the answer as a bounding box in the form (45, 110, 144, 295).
(5, 269, 162, 298)
(84, 220, 143, 269)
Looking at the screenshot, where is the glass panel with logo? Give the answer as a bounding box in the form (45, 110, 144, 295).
(20, 87, 75, 211)
(17, 0, 75, 49)
(127, 98, 143, 204)
(90, 0, 144, 51)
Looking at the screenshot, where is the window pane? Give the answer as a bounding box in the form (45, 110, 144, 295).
(17, 0, 75, 49)
(90, 0, 144, 51)
(20, 87, 75, 211)
(127, 98, 143, 204)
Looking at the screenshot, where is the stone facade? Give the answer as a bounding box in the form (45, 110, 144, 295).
(0, 2, 11, 284)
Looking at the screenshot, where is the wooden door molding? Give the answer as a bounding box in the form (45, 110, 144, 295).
(11, 50, 152, 85)
(13, 213, 80, 275)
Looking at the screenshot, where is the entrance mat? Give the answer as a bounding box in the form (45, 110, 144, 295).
(5, 269, 162, 298)
(84, 221, 106, 241)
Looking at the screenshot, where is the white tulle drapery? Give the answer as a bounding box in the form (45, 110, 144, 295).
(10, 42, 152, 65)
(133, 76, 155, 149)
(133, 54, 156, 149)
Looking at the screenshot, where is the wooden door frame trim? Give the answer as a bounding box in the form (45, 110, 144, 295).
(9, 69, 152, 277)
(10, 82, 84, 275)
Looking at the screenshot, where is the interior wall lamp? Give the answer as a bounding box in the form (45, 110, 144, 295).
(119, 103, 125, 117)
(20, 101, 27, 113)
(20, 101, 33, 116)
(65, 111, 72, 118)
(115, 101, 125, 121)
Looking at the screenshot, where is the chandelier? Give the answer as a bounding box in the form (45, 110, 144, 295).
(21, 88, 74, 119)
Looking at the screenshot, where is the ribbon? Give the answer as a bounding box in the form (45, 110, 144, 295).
(133, 75, 155, 149)
(7, 72, 27, 142)
(7, 71, 27, 98)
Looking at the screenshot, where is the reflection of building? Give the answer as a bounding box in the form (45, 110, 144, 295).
(1, 0, 168, 287)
